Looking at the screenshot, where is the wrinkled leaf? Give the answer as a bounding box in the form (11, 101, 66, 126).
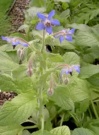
(0, 92, 37, 126)
(51, 126, 70, 135)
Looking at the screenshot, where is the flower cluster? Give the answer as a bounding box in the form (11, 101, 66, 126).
(1, 36, 29, 48)
(36, 10, 75, 42)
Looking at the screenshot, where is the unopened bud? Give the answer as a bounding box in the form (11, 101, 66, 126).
(17, 48, 24, 64)
(27, 67, 33, 77)
(27, 58, 33, 77)
(62, 77, 69, 84)
(47, 88, 54, 96)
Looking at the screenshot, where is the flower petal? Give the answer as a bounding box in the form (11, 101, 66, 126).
(68, 28, 75, 34)
(48, 10, 55, 19)
(1, 36, 7, 40)
(37, 13, 46, 20)
(46, 26, 52, 34)
(65, 35, 73, 41)
(12, 41, 19, 45)
(36, 22, 45, 30)
(61, 68, 70, 75)
(72, 65, 80, 73)
(51, 19, 60, 26)
(59, 36, 64, 43)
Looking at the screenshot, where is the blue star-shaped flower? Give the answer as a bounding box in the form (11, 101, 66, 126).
(54, 28, 75, 43)
(1, 36, 29, 47)
(36, 10, 60, 34)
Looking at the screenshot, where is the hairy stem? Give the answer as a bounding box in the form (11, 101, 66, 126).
(41, 30, 45, 52)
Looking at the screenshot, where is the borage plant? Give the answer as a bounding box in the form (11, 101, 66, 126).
(0, 8, 98, 135)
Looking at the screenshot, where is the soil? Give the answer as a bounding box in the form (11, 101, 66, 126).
(0, 91, 17, 105)
(8, 0, 30, 32)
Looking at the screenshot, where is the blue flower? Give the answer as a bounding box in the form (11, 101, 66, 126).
(1, 36, 29, 47)
(61, 67, 73, 75)
(36, 10, 60, 34)
(60, 64, 80, 76)
(72, 65, 80, 73)
(54, 28, 75, 43)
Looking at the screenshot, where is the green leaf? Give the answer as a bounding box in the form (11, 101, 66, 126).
(31, 130, 53, 135)
(27, 7, 45, 17)
(63, 52, 80, 64)
(51, 126, 70, 135)
(0, 92, 37, 126)
(87, 73, 99, 86)
(50, 86, 74, 111)
(50, 77, 89, 110)
(72, 127, 95, 135)
(79, 65, 99, 79)
(47, 53, 64, 62)
(0, 74, 17, 91)
(85, 119, 99, 135)
(0, 125, 23, 135)
(75, 30, 99, 47)
(31, 0, 45, 7)
(68, 23, 90, 31)
(60, 10, 70, 18)
(22, 130, 31, 135)
(0, 51, 18, 71)
(14, 78, 34, 93)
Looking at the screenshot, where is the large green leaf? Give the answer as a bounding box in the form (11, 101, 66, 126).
(79, 65, 99, 79)
(0, 74, 17, 91)
(14, 78, 34, 93)
(75, 30, 99, 47)
(0, 92, 37, 126)
(0, 125, 23, 135)
(72, 128, 95, 135)
(51, 126, 70, 135)
(63, 52, 80, 64)
(87, 73, 99, 86)
(51, 77, 89, 108)
(50, 88, 74, 111)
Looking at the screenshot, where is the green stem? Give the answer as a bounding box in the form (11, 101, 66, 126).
(60, 113, 64, 126)
(69, 112, 80, 127)
(91, 100, 98, 119)
(23, 125, 37, 130)
(41, 30, 45, 52)
(38, 87, 44, 131)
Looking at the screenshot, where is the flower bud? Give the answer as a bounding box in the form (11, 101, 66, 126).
(47, 88, 54, 96)
(27, 58, 33, 77)
(27, 67, 33, 77)
(62, 77, 69, 85)
(17, 48, 24, 64)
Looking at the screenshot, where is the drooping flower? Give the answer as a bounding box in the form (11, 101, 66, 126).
(1, 36, 29, 48)
(54, 28, 75, 43)
(72, 65, 80, 73)
(36, 10, 60, 34)
(60, 64, 80, 76)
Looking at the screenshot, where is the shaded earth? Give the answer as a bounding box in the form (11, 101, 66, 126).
(9, 0, 30, 32)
